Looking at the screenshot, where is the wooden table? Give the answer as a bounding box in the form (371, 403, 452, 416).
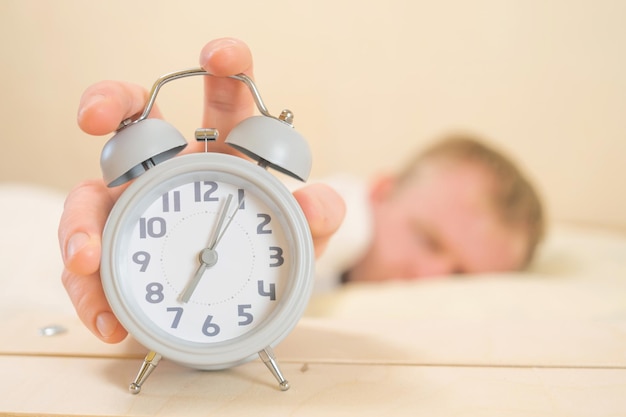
(1, 185, 626, 416)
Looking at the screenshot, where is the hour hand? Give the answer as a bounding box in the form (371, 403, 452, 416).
(178, 252, 212, 303)
(178, 248, 219, 303)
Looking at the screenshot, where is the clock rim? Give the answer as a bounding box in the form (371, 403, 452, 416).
(101, 152, 314, 369)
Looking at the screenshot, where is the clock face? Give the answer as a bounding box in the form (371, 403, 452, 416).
(102, 153, 313, 367)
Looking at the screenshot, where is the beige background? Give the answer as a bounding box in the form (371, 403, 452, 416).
(1, 0, 625, 229)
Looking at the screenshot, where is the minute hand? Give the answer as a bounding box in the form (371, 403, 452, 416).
(212, 193, 245, 249)
(207, 194, 233, 250)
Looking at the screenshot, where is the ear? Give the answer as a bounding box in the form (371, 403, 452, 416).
(368, 174, 397, 204)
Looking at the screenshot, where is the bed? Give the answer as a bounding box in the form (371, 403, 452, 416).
(1, 183, 625, 416)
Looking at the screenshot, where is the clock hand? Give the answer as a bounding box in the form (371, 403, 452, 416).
(212, 193, 245, 249)
(207, 194, 233, 250)
(178, 194, 233, 303)
(178, 193, 246, 303)
(178, 249, 217, 303)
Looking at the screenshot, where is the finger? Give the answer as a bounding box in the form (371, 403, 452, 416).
(293, 183, 346, 258)
(58, 179, 121, 275)
(196, 38, 256, 154)
(77, 80, 163, 136)
(62, 268, 128, 343)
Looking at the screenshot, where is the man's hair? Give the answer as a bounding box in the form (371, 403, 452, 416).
(398, 133, 545, 267)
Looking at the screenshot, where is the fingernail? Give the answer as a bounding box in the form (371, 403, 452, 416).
(96, 312, 118, 338)
(66, 232, 90, 260)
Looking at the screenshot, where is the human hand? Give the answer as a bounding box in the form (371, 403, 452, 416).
(58, 38, 345, 344)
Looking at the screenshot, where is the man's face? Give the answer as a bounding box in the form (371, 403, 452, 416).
(348, 160, 527, 282)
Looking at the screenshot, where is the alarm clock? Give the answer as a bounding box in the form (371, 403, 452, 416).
(98, 68, 314, 394)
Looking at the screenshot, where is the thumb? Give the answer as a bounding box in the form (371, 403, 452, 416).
(58, 179, 118, 275)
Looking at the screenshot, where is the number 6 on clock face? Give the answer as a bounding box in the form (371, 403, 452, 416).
(101, 153, 314, 370)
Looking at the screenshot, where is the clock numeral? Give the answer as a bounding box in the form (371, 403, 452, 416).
(202, 315, 221, 337)
(257, 280, 276, 301)
(238, 304, 253, 326)
(132, 251, 151, 272)
(194, 181, 219, 202)
(269, 246, 284, 267)
(237, 188, 246, 210)
(166, 307, 183, 328)
(256, 213, 272, 234)
(145, 282, 164, 304)
(162, 191, 181, 212)
(139, 217, 166, 239)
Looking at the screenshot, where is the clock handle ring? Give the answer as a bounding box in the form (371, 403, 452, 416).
(120, 68, 274, 130)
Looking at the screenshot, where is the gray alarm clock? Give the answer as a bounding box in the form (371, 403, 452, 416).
(98, 68, 314, 394)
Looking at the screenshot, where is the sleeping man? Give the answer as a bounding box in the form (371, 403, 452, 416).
(58, 37, 544, 343)
(314, 135, 545, 292)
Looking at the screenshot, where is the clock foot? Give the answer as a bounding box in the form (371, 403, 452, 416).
(259, 347, 290, 391)
(129, 351, 162, 394)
